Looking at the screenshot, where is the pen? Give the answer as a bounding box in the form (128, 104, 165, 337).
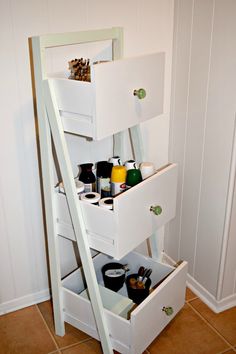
(142, 269, 152, 285)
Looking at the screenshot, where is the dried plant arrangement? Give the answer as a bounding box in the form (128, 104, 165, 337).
(68, 58, 91, 82)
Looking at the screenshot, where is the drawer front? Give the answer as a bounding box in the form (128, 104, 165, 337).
(55, 164, 178, 259)
(49, 53, 164, 140)
(130, 261, 188, 354)
(115, 164, 178, 258)
(93, 52, 165, 140)
(62, 252, 187, 354)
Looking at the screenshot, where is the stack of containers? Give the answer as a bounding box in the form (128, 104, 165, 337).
(72, 157, 156, 209)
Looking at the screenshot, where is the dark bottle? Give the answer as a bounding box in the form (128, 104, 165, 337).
(96, 161, 113, 198)
(78, 163, 96, 193)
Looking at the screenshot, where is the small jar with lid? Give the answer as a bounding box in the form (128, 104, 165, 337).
(96, 161, 113, 198)
(78, 163, 96, 193)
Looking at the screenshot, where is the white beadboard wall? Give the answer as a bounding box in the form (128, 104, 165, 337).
(0, 0, 174, 314)
(166, 0, 236, 305)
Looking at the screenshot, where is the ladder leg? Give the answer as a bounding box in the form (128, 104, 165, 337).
(31, 37, 65, 335)
(129, 125, 146, 165)
(148, 228, 164, 261)
(129, 125, 163, 260)
(113, 130, 126, 158)
(43, 79, 113, 354)
(40, 121, 65, 336)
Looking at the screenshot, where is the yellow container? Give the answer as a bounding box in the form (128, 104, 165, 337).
(111, 166, 127, 196)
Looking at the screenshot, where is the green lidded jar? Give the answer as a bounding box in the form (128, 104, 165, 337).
(126, 169, 142, 189)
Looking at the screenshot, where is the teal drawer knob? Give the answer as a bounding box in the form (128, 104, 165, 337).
(162, 306, 174, 316)
(150, 205, 162, 215)
(133, 88, 146, 99)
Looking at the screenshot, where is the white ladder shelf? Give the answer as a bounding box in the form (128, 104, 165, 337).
(31, 27, 159, 354)
(31, 27, 186, 354)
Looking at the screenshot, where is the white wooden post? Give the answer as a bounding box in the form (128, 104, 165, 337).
(43, 79, 113, 354)
(130, 125, 163, 261)
(31, 27, 124, 353)
(31, 36, 65, 336)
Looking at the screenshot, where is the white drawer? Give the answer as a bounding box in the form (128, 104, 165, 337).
(55, 163, 178, 259)
(62, 251, 187, 354)
(50, 52, 165, 140)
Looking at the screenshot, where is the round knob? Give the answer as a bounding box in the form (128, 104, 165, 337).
(133, 88, 146, 99)
(150, 205, 162, 215)
(162, 306, 174, 316)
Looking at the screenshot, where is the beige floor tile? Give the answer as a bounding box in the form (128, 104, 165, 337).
(37, 300, 90, 348)
(0, 305, 57, 354)
(148, 304, 229, 354)
(190, 298, 236, 346)
(60, 338, 137, 354)
(61, 339, 103, 353)
(185, 287, 197, 301)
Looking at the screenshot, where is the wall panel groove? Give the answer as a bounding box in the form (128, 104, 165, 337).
(168, 0, 236, 301)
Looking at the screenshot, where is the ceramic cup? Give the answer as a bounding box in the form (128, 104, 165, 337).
(126, 168, 142, 188)
(139, 162, 155, 179)
(124, 159, 137, 170)
(102, 262, 126, 292)
(126, 273, 151, 304)
(109, 156, 122, 166)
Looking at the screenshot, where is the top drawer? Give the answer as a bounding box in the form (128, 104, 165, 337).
(50, 52, 165, 140)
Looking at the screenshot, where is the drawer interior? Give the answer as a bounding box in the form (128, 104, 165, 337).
(62, 251, 187, 353)
(62, 251, 175, 316)
(56, 163, 178, 259)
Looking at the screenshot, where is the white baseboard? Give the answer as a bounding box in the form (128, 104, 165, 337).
(163, 252, 236, 313)
(187, 274, 236, 313)
(0, 289, 51, 315)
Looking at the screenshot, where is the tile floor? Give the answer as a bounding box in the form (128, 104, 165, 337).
(1, 288, 236, 354)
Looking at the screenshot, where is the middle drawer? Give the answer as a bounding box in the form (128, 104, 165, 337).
(55, 163, 177, 259)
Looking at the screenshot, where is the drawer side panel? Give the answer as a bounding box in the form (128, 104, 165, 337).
(130, 261, 187, 354)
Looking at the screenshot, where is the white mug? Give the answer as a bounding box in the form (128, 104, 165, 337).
(109, 156, 122, 166)
(139, 162, 155, 179)
(124, 159, 137, 170)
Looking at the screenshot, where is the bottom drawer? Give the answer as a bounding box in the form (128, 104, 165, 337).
(62, 252, 187, 354)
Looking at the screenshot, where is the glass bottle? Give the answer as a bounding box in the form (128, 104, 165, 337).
(96, 161, 113, 197)
(78, 163, 96, 193)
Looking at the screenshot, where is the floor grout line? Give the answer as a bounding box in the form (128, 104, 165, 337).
(35, 305, 95, 352)
(185, 296, 198, 303)
(57, 337, 95, 352)
(34, 297, 235, 354)
(186, 302, 235, 351)
(216, 347, 236, 354)
(35, 304, 61, 352)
